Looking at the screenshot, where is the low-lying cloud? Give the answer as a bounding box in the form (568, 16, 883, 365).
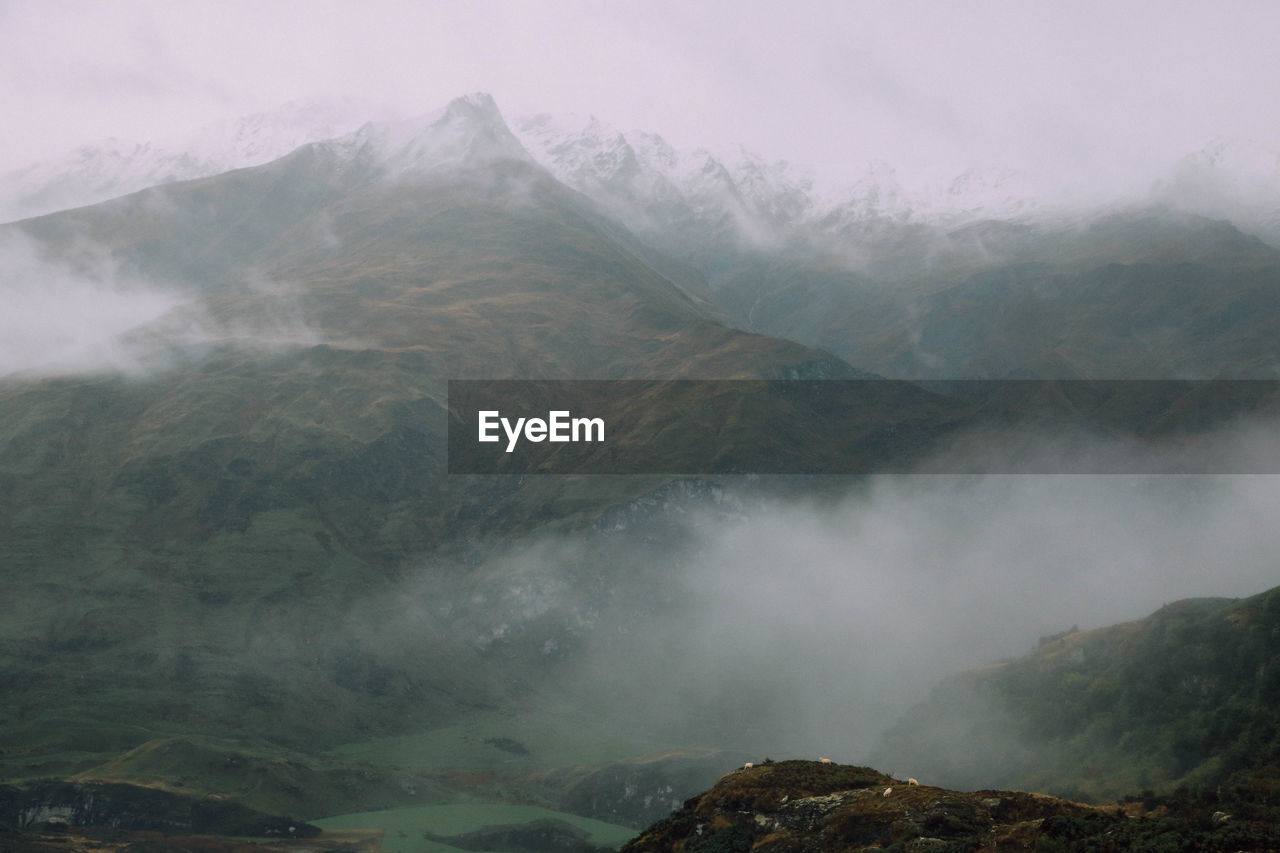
(0, 232, 181, 376)
(0, 231, 319, 379)
(431, 462, 1280, 765)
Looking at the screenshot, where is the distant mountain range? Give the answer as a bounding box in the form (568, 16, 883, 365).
(7, 93, 1279, 381)
(6, 93, 1279, 248)
(0, 91, 1278, 847)
(0, 90, 866, 824)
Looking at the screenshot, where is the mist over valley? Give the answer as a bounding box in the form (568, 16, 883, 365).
(2, 70, 1279, 851)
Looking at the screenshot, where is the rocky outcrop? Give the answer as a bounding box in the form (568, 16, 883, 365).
(621, 760, 1280, 852)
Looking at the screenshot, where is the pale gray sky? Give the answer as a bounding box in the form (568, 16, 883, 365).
(3, 0, 1279, 186)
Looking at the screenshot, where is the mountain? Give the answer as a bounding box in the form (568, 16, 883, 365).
(11, 97, 1280, 249)
(0, 98, 382, 223)
(874, 585, 1280, 802)
(2, 90, 1280, 848)
(513, 113, 833, 244)
(1153, 136, 1280, 247)
(511, 112, 1117, 248)
(512, 115, 1280, 381)
(833, 209, 1280, 378)
(0, 100, 1095, 256)
(0, 92, 875, 824)
(630, 204, 1280, 380)
(9, 93, 789, 374)
(11, 103, 1279, 384)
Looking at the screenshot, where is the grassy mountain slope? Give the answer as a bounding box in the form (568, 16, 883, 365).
(693, 210, 1280, 379)
(4, 103, 1280, 846)
(0, 138, 863, 810)
(874, 585, 1280, 802)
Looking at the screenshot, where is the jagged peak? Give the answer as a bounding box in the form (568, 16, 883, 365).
(329, 92, 533, 177)
(442, 91, 504, 122)
(7, 98, 1280, 243)
(1148, 134, 1280, 246)
(1186, 134, 1280, 169)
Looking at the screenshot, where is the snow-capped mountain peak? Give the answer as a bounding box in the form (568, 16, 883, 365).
(178, 96, 388, 170)
(1150, 135, 1280, 244)
(512, 112, 835, 243)
(914, 165, 1044, 223)
(0, 97, 386, 223)
(6, 94, 1278, 251)
(0, 93, 545, 223)
(352, 92, 532, 175)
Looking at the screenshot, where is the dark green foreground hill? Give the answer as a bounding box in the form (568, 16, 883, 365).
(876, 585, 1280, 802)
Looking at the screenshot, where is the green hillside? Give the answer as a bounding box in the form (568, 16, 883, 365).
(875, 585, 1280, 802)
(0, 131, 859, 819)
(693, 210, 1280, 379)
(2, 99, 1279, 852)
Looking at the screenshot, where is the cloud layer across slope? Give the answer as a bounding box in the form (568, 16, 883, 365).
(429, 467, 1280, 761)
(0, 231, 318, 378)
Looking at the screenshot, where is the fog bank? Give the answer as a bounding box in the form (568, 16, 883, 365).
(0, 232, 319, 379)
(432, 469, 1280, 762)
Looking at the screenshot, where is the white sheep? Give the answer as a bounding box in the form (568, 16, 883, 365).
(818, 757, 833, 764)
(908, 778, 919, 786)
(743, 762, 753, 769)
(883, 787, 892, 797)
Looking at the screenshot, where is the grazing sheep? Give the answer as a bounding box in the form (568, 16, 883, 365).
(819, 757, 833, 764)
(883, 787, 892, 797)
(743, 762, 753, 769)
(908, 778, 919, 786)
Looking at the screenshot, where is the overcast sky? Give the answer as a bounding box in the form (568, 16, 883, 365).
(3, 0, 1279, 187)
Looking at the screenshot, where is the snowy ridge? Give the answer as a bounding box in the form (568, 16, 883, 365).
(0, 97, 389, 223)
(177, 97, 387, 175)
(350, 92, 533, 176)
(1152, 136, 1280, 245)
(4, 93, 1279, 250)
(513, 111, 909, 245)
(0, 94, 541, 224)
(511, 110, 1083, 251)
(513, 112, 704, 234)
(922, 166, 1045, 223)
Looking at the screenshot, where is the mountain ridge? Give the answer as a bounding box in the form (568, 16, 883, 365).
(0, 92, 876, 812)
(8, 93, 1278, 249)
(1, 89, 1278, 848)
